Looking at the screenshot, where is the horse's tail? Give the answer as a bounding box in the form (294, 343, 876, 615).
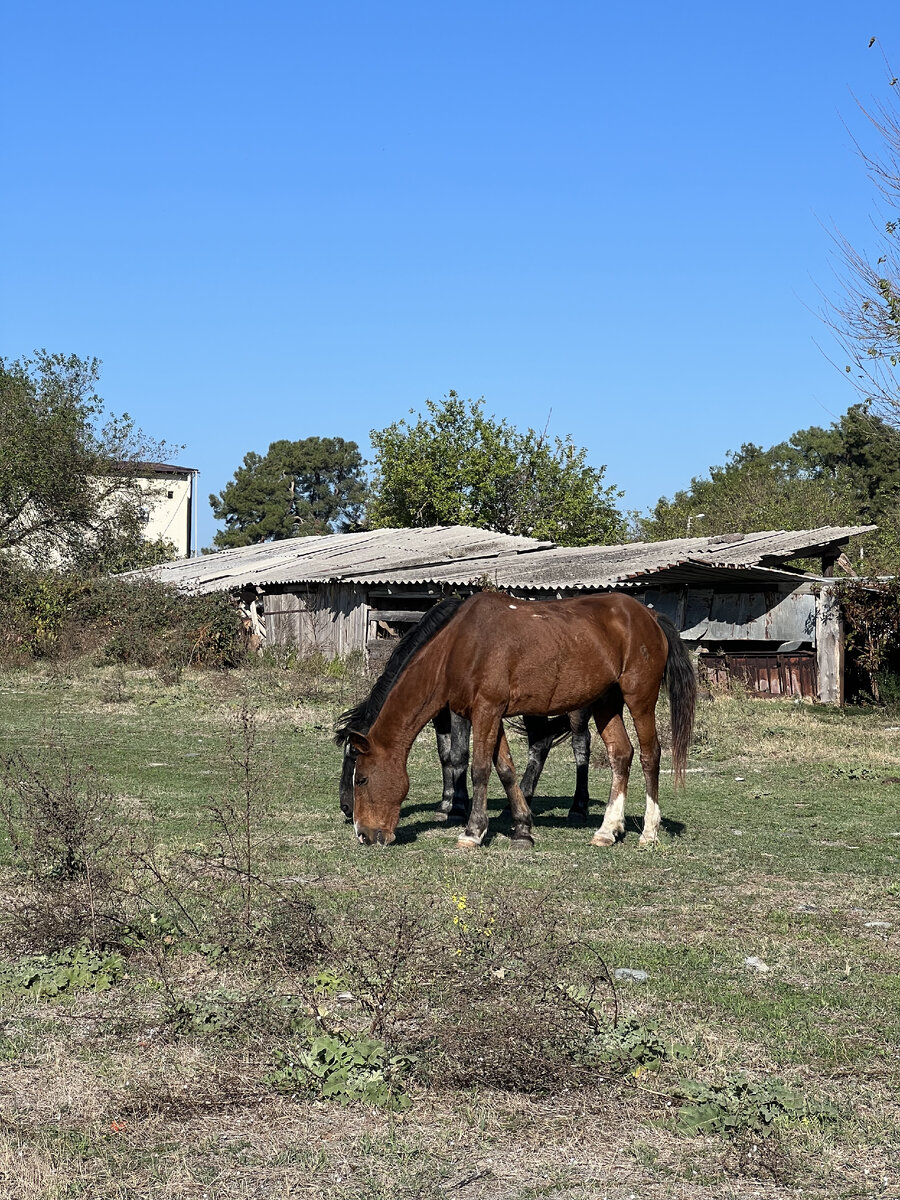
(656, 613, 696, 788)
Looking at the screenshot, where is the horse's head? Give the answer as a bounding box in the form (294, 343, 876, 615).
(346, 731, 408, 846)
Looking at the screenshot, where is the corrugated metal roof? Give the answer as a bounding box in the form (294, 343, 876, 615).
(131, 523, 876, 594)
(129, 526, 552, 593)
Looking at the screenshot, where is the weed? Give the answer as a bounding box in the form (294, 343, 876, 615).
(98, 668, 132, 704)
(204, 702, 272, 931)
(268, 1030, 416, 1110)
(0, 942, 125, 998)
(0, 746, 121, 882)
(165, 988, 255, 1037)
(584, 1016, 693, 1072)
(671, 1074, 839, 1138)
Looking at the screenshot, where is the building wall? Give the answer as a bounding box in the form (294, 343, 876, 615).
(138, 472, 194, 558)
(262, 584, 369, 658)
(255, 577, 843, 703)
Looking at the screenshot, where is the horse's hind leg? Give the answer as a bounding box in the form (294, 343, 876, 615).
(568, 707, 592, 825)
(590, 691, 633, 849)
(628, 700, 663, 847)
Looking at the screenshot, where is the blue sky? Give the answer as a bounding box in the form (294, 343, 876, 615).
(2, 1, 898, 549)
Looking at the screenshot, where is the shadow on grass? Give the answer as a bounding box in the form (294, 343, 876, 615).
(392, 793, 688, 846)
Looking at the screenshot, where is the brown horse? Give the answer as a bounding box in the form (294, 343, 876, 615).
(342, 591, 696, 849)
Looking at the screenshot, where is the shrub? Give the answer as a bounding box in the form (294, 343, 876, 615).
(0, 563, 246, 670)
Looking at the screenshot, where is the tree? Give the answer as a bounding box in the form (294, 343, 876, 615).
(209, 437, 368, 549)
(368, 393, 625, 546)
(638, 443, 855, 543)
(0, 351, 175, 573)
(638, 406, 900, 573)
(825, 46, 900, 427)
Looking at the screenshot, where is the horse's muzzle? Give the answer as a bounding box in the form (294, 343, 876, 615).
(355, 824, 395, 847)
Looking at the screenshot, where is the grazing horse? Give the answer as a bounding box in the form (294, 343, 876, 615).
(339, 591, 696, 849)
(337, 706, 593, 826)
(337, 705, 470, 824)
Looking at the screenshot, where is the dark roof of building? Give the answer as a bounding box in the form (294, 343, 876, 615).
(115, 461, 198, 475)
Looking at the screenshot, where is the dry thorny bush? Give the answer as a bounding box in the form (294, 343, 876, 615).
(268, 878, 627, 1095)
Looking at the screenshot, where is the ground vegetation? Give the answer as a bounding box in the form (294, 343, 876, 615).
(0, 656, 896, 1198)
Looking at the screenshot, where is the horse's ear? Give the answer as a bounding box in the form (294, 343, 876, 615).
(347, 731, 371, 757)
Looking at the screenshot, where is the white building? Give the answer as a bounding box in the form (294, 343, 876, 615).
(134, 463, 198, 559)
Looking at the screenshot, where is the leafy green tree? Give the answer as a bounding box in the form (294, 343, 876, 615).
(638, 443, 855, 543)
(368, 393, 625, 546)
(639, 405, 900, 574)
(210, 437, 368, 549)
(0, 351, 175, 573)
(776, 405, 900, 522)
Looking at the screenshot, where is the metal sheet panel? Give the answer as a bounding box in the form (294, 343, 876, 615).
(702, 590, 816, 644)
(682, 589, 713, 638)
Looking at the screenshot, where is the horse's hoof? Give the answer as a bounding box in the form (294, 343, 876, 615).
(456, 834, 483, 850)
(567, 809, 587, 826)
(511, 834, 535, 851)
(591, 831, 616, 848)
(638, 837, 658, 850)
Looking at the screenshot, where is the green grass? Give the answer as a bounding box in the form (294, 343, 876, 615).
(0, 661, 898, 1198)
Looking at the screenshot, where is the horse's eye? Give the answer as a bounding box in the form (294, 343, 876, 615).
(356, 775, 368, 786)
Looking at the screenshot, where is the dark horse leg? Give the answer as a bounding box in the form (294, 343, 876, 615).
(518, 710, 592, 823)
(589, 689, 633, 848)
(432, 707, 470, 823)
(458, 714, 533, 849)
(567, 707, 591, 824)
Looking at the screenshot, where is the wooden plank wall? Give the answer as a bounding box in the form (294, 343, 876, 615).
(262, 585, 368, 657)
(700, 652, 817, 698)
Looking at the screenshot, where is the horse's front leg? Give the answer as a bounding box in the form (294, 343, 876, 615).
(457, 710, 500, 849)
(493, 725, 534, 848)
(433, 707, 470, 823)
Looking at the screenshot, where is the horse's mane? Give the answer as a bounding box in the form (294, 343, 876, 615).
(333, 596, 465, 744)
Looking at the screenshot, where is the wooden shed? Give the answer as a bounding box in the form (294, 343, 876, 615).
(136, 524, 875, 704)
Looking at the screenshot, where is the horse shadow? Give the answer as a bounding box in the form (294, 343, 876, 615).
(392, 794, 687, 846)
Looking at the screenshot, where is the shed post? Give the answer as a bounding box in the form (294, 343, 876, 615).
(815, 585, 844, 705)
